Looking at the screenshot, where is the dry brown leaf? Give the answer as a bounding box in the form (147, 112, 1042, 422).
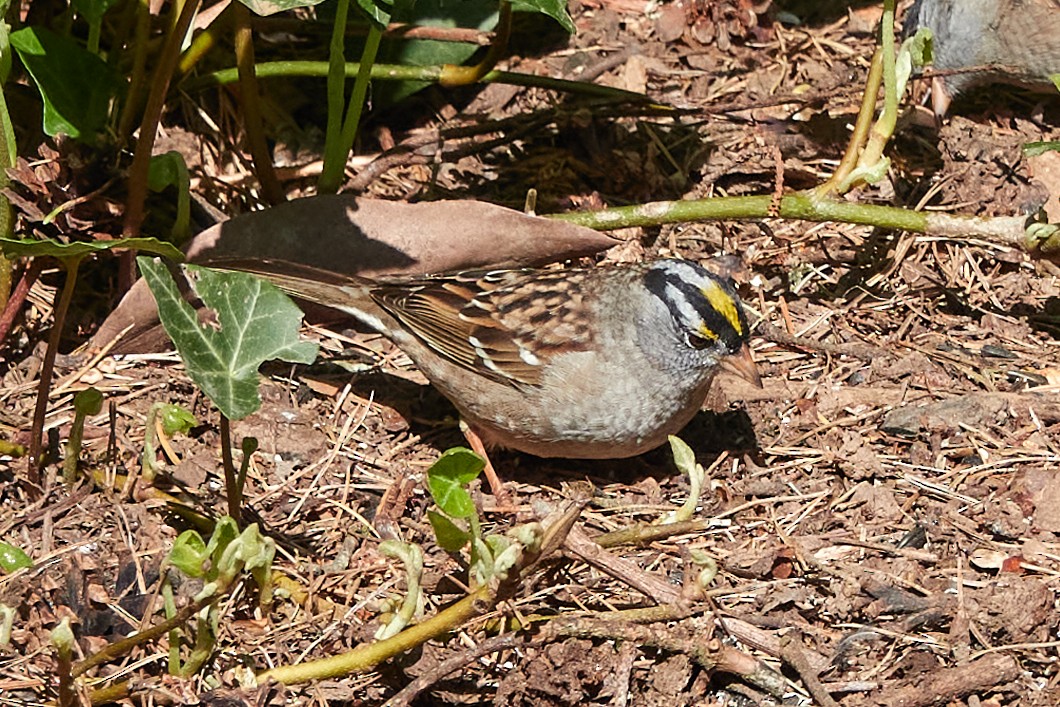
(90, 196, 617, 354)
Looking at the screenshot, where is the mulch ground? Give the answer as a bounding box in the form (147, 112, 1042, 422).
(2, 1, 1060, 705)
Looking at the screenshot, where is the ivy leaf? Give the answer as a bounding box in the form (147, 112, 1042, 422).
(138, 258, 318, 420)
(510, 0, 574, 33)
(426, 447, 485, 518)
(428, 510, 472, 552)
(167, 530, 208, 578)
(9, 26, 121, 141)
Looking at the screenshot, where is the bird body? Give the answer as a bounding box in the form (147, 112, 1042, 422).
(905, 0, 1060, 111)
(218, 258, 759, 459)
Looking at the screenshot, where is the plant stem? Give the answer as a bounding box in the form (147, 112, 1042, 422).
(62, 409, 86, 485)
(219, 415, 240, 525)
(119, 0, 201, 291)
(86, 18, 101, 55)
(319, 0, 352, 195)
(176, 1, 236, 80)
(27, 256, 82, 493)
(818, 47, 882, 195)
(88, 680, 129, 704)
(551, 193, 926, 232)
(257, 584, 492, 684)
(438, 1, 511, 86)
(56, 638, 73, 707)
(115, 0, 151, 144)
(550, 192, 1040, 251)
(857, 0, 899, 170)
(235, 436, 258, 505)
(0, 72, 16, 334)
(72, 579, 229, 677)
(185, 63, 649, 104)
(335, 23, 383, 172)
(233, 2, 284, 205)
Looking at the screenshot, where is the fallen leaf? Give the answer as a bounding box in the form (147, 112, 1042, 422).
(91, 196, 617, 354)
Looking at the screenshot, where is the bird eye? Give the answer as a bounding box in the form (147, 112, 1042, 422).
(686, 332, 711, 350)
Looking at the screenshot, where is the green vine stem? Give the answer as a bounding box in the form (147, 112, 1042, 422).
(258, 575, 492, 685)
(115, 0, 152, 143)
(855, 0, 900, 173)
(255, 501, 583, 686)
(74, 573, 234, 678)
(184, 62, 650, 104)
(319, 0, 353, 194)
(550, 193, 1042, 252)
(438, 0, 511, 87)
(233, 1, 284, 205)
(318, 0, 384, 195)
(817, 47, 882, 195)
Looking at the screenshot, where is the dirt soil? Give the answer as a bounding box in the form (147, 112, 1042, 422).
(3, 1, 1060, 705)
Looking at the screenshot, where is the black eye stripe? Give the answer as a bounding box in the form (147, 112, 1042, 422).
(644, 264, 748, 353)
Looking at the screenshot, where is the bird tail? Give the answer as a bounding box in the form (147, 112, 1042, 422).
(202, 257, 387, 332)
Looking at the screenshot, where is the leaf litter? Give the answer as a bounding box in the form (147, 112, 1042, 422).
(2, 2, 1060, 705)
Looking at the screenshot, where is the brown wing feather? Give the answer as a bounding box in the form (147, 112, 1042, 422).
(370, 269, 599, 388)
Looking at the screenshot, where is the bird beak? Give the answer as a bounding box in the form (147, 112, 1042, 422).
(720, 343, 763, 388)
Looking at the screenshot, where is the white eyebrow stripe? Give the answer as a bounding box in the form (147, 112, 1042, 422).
(665, 281, 701, 325)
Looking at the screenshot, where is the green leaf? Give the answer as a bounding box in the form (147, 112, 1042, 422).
(204, 517, 239, 565)
(9, 27, 121, 141)
(510, 0, 575, 33)
(355, 0, 394, 27)
(71, 0, 121, 24)
(158, 404, 197, 437)
(73, 387, 103, 416)
(148, 152, 191, 244)
(209, 521, 275, 593)
(376, 0, 496, 104)
(50, 617, 74, 651)
(138, 259, 318, 420)
(904, 26, 933, 69)
(1023, 141, 1060, 157)
(426, 447, 485, 518)
(168, 530, 208, 578)
(668, 435, 696, 475)
(237, 0, 327, 16)
(427, 510, 471, 552)
(0, 236, 182, 261)
(0, 541, 33, 572)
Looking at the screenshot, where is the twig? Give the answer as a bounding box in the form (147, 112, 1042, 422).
(757, 320, 887, 361)
(0, 256, 43, 344)
(781, 633, 840, 707)
(563, 525, 682, 605)
(868, 654, 1020, 706)
(383, 632, 529, 706)
(553, 615, 790, 699)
